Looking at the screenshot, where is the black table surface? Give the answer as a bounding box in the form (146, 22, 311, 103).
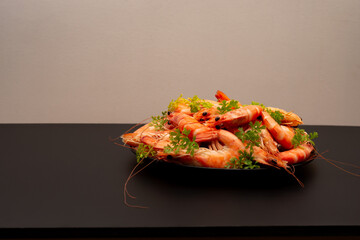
(0, 124, 359, 238)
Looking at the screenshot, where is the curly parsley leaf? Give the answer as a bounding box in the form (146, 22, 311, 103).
(227, 121, 264, 169)
(217, 100, 240, 114)
(225, 148, 260, 169)
(149, 111, 168, 130)
(164, 128, 199, 157)
(291, 128, 318, 148)
(235, 121, 265, 148)
(189, 95, 213, 113)
(136, 143, 157, 163)
(168, 94, 190, 112)
(168, 94, 213, 113)
(267, 110, 284, 125)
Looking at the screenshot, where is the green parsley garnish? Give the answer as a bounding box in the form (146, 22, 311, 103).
(168, 94, 190, 112)
(168, 94, 213, 113)
(136, 143, 157, 163)
(291, 128, 318, 148)
(267, 110, 284, 125)
(188, 95, 213, 113)
(164, 128, 199, 157)
(226, 148, 260, 169)
(235, 121, 265, 148)
(226, 121, 265, 169)
(149, 111, 168, 131)
(217, 100, 240, 114)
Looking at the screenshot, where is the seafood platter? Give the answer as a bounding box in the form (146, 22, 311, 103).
(121, 90, 318, 179)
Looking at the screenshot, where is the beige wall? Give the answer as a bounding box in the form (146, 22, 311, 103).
(1, 0, 359, 125)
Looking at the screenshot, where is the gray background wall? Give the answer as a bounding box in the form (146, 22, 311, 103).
(1, 0, 359, 126)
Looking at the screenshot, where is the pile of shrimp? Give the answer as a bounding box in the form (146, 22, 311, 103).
(121, 90, 316, 183)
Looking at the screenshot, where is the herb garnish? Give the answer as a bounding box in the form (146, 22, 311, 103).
(189, 95, 213, 113)
(217, 100, 240, 114)
(291, 128, 318, 148)
(168, 94, 190, 112)
(168, 94, 213, 113)
(164, 128, 199, 157)
(149, 111, 168, 131)
(226, 148, 260, 169)
(267, 110, 284, 124)
(235, 121, 266, 148)
(136, 143, 157, 163)
(226, 121, 265, 169)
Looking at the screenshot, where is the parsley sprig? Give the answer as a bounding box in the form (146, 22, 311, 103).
(168, 94, 213, 113)
(291, 128, 318, 148)
(267, 110, 284, 124)
(149, 111, 168, 131)
(168, 94, 190, 112)
(226, 148, 260, 169)
(235, 121, 265, 148)
(217, 100, 240, 114)
(164, 128, 199, 157)
(189, 95, 213, 113)
(226, 121, 265, 169)
(136, 143, 157, 163)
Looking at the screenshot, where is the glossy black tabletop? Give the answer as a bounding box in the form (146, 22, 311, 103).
(0, 124, 359, 238)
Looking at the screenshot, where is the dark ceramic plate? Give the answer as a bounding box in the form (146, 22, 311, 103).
(131, 149, 316, 171)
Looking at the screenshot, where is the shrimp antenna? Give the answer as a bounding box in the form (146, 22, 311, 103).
(315, 150, 360, 177)
(123, 158, 156, 208)
(124, 117, 152, 135)
(285, 166, 304, 188)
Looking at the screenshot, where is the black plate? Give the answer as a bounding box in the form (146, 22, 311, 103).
(130, 149, 316, 171)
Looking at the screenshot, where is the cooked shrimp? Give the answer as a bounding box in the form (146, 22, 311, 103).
(259, 128, 279, 155)
(121, 123, 153, 147)
(168, 112, 218, 142)
(215, 90, 231, 102)
(193, 149, 236, 168)
(196, 130, 281, 168)
(212, 105, 263, 129)
(121, 123, 170, 147)
(215, 90, 242, 107)
(173, 103, 192, 115)
(261, 111, 295, 150)
(266, 107, 303, 127)
(237, 122, 284, 168)
(140, 134, 171, 150)
(152, 130, 269, 168)
(193, 130, 244, 168)
(278, 142, 315, 164)
(193, 106, 219, 123)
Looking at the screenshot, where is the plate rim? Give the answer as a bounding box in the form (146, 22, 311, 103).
(130, 148, 316, 171)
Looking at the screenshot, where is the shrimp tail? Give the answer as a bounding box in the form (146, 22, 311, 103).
(215, 90, 231, 102)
